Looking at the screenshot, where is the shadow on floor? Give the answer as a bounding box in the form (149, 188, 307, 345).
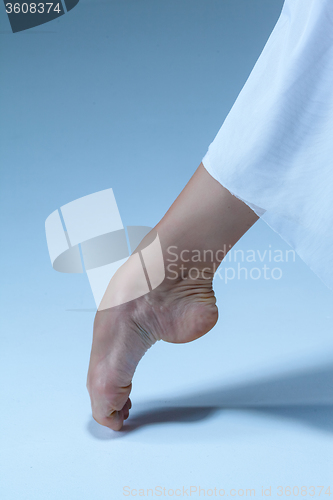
(87, 362, 333, 439)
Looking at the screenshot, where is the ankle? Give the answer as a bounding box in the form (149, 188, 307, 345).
(154, 220, 224, 285)
(162, 243, 222, 283)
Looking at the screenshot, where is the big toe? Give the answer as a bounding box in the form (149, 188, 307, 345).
(87, 374, 132, 431)
(99, 397, 132, 431)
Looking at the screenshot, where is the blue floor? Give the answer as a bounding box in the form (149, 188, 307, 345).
(1, 1, 332, 498)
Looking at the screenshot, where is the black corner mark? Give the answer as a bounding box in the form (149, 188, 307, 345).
(4, 1, 64, 33)
(63, 0, 79, 12)
(3, 0, 80, 33)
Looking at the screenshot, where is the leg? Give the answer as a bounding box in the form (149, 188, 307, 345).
(86, 163, 259, 430)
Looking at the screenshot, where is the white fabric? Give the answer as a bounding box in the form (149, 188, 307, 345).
(202, 0, 333, 290)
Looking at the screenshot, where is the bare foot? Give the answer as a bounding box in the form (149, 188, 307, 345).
(87, 260, 217, 430)
(86, 164, 258, 430)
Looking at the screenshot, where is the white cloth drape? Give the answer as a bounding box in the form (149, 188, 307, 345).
(202, 0, 333, 290)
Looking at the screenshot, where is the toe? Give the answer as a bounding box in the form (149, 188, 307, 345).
(122, 398, 131, 420)
(105, 410, 124, 431)
(87, 372, 132, 431)
(104, 398, 131, 429)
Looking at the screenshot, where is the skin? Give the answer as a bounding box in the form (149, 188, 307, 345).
(86, 163, 259, 430)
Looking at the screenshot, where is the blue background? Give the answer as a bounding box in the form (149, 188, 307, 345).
(0, 1, 332, 498)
